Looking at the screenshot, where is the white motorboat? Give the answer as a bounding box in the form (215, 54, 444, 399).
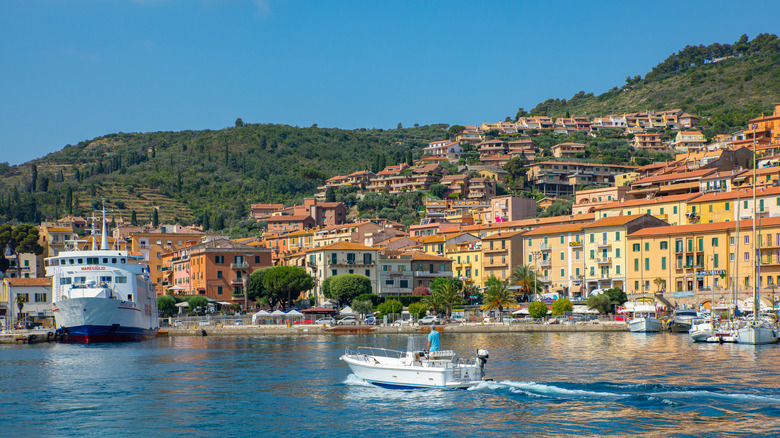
(689, 317, 717, 342)
(628, 304, 661, 333)
(340, 337, 490, 389)
(669, 309, 699, 333)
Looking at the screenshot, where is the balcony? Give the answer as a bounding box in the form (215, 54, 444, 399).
(380, 287, 413, 295)
(569, 275, 583, 281)
(231, 278, 245, 285)
(596, 257, 612, 264)
(569, 241, 582, 248)
(413, 271, 453, 278)
(596, 240, 611, 248)
(539, 259, 551, 267)
(231, 262, 250, 270)
(329, 259, 376, 267)
(484, 246, 506, 254)
(160, 266, 171, 272)
(539, 276, 551, 283)
(538, 243, 551, 251)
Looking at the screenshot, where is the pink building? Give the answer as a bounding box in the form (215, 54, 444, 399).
(573, 186, 629, 215)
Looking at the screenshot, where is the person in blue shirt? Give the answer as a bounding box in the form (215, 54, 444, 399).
(427, 323, 440, 352)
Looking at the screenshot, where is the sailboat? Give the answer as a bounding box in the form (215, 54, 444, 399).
(735, 128, 779, 345)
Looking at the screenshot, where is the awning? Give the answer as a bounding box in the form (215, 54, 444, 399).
(175, 302, 190, 308)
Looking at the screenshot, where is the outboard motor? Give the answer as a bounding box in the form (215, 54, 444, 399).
(476, 349, 490, 379)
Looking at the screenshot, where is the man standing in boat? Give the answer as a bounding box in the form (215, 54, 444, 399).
(427, 323, 440, 353)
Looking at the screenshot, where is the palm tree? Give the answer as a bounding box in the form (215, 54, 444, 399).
(509, 265, 542, 300)
(434, 280, 461, 319)
(420, 291, 444, 316)
(483, 280, 516, 322)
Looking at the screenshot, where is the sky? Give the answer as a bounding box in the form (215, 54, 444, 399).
(2, 0, 780, 165)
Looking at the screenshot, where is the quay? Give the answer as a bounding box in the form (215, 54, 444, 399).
(165, 322, 629, 337)
(0, 329, 58, 344)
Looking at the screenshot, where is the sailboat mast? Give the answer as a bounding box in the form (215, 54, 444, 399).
(752, 125, 758, 320)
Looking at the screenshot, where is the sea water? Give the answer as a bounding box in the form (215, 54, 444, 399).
(2, 332, 780, 437)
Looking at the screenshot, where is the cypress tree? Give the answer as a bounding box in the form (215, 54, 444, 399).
(152, 209, 159, 228)
(130, 210, 137, 226)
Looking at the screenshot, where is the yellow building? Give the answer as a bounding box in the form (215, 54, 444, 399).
(447, 240, 484, 287)
(582, 214, 669, 294)
(687, 186, 780, 224)
(615, 172, 639, 187)
(481, 231, 524, 283)
(627, 217, 780, 303)
(594, 193, 700, 226)
(523, 224, 585, 299)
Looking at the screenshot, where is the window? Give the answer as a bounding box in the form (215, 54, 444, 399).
(616, 248, 621, 258)
(115, 276, 127, 283)
(365, 269, 370, 277)
(730, 236, 735, 245)
(590, 234, 594, 243)
(560, 268, 565, 277)
(744, 252, 749, 261)
(560, 251, 565, 261)
(744, 200, 749, 210)
(615, 231, 621, 241)
(217, 271, 222, 279)
(745, 235, 750, 245)
(698, 238, 704, 251)
(383, 265, 388, 272)
(331, 269, 337, 276)
(709, 205, 713, 212)
(677, 255, 682, 269)
(634, 259, 639, 271)
(661, 257, 666, 270)
(576, 267, 580, 276)
(673, 206, 678, 214)
(687, 239, 693, 252)
(255, 256, 260, 264)
(528, 254, 532, 263)
(632, 243, 640, 252)
(217, 286, 223, 295)
(712, 237, 719, 247)
(645, 258, 650, 270)
(590, 267, 595, 276)
(400, 280, 409, 288)
(528, 238, 532, 247)
(726, 202, 730, 211)
(645, 242, 649, 251)
(560, 235, 565, 244)
(34, 293, 46, 302)
(660, 241, 668, 250)
(714, 254, 719, 268)
(589, 249, 595, 259)
(215, 255, 224, 264)
(616, 265, 621, 275)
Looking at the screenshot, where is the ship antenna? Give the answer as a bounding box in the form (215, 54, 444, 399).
(101, 199, 109, 251)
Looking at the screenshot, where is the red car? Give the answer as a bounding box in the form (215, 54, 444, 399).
(293, 319, 313, 325)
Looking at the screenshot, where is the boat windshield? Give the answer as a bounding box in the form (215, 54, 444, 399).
(407, 336, 428, 352)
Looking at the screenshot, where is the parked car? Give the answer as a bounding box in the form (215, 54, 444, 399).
(173, 320, 184, 327)
(293, 318, 313, 325)
(234, 319, 245, 326)
(315, 317, 336, 325)
(337, 316, 358, 325)
(419, 316, 442, 325)
(503, 317, 522, 324)
(522, 316, 534, 322)
(364, 316, 378, 325)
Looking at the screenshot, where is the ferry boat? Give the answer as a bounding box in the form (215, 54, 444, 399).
(340, 337, 490, 389)
(46, 211, 159, 343)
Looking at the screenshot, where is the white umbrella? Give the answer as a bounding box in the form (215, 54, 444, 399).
(512, 308, 529, 315)
(339, 306, 357, 316)
(175, 302, 190, 308)
(286, 310, 304, 316)
(167, 285, 185, 291)
(252, 310, 271, 324)
(271, 310, 286, 316)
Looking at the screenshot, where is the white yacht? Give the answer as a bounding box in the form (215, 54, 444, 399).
(341, 337, 490, 389)
(46, 211, 159, 343)
(628, 304, 662, 333)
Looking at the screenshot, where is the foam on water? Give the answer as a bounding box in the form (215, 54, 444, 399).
(343, 374, 373, 387)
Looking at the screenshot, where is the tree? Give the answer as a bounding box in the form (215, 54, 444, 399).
(604, 287, 627, 307)
(551, 298, 573, 316)
(483, 280, 515, 322)
(30, 163, 37, 193)
(186, 295, 209, 313)
(0, 224, 44, 278)
(448, 125, 465, 139)
(130, 210, 137, 226)
(509, 265, 542, 299)
(514, 107, 528, 121)
(248, 267, 272, 302)
(152, 208, 159, 228)
(235, 118, 245, 127)
(158, 295, 176, 317)
(351, 299, 373, 316)
(431, 277, 462, 318)
(16, 294, 26, 323)
(328, 274, 372, 305)
(528, 301, 548, 319)
(587, 293, 614, 315)
(397, 122, 403, 129)
(408, 302, 428, 320)
(262, 266, 313, 309)
(420, 290, 444, 315)
(66, 186, 73, 214)
(412, 285, 430, 296)
(377, 299, 403, 321)
(429, 183, 447, 199)
(325, 186, 336, 202)
(653, 277, 665, 294)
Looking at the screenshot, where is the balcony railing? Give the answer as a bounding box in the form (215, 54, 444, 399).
(596, 257, 612, 264)
(231, 262, 250, 270)
(231, 278, 245, 285)
(413, 271, 453, 278)
(328, 259, 376, 267)
(539, 259, 551, 267)
(538, 243, 551, 251)
(539, 276, 551, 283)
(596, 240, 611, 247)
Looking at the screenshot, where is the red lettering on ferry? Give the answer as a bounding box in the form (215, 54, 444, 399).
(80, 266, 106, 271)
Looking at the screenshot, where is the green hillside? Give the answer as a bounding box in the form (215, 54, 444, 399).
(523, 33, 780, 137)
(0, 123, 448, 228)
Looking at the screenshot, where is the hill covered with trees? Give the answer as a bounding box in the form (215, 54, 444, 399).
(0, 123, 448, 230)
(519, 33, 780, 138)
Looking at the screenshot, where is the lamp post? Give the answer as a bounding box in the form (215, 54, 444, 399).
(533, 251, 542, 301)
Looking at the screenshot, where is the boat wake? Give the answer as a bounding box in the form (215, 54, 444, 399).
(343, 374, 374, 387)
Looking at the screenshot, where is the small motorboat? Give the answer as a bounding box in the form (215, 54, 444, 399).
(668, 309, 699, 333)
(627, 304, 662, 333)
(340, 337, 490, 389)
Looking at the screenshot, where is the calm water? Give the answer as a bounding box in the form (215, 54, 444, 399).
(2, 332, 780, 437)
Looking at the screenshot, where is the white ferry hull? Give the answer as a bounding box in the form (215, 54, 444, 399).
(54, 297, 158, 343)
(629, 317, 662, 333)
(736, 325, 779, 345)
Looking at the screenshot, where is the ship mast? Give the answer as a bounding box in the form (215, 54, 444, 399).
(752, 125, 758, 321)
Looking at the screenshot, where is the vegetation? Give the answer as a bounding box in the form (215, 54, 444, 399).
(0, 124, 447, 228)
(408, 302, 429, 320)
(551, 298, 573, 316)
(377, 299, 403, 321)
(509, 265, 542, 299)
(483, 277, 515, 322)
(585, 288, 625, 315)
(261, 266, 314, 309)
(158, 295, 176, 317)
(521, 34, 780, 140)
(350, 299, 373, 316)
(0, 224, 43, 276)
(528, 301, 549, 319)
(325, 274, 372, 305)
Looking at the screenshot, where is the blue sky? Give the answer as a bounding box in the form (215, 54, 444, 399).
(2, 0, 779, 165)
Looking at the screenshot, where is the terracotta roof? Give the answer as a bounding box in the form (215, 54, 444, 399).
(266, 215, 313, 222)
(583, 214, 656, 228)
(629, 216, 780, 237)
(481, 231, 525, 240)
(521, 224, 584, 237)
(530, 161, 637, 169)
(595, 193, 701, 211)
(409, 251, 452, 262)
(690, 186, 780, 204)
(308, 241, 378, 252)
(631, 169, 717, 186)
(3, 278, 51, 286)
